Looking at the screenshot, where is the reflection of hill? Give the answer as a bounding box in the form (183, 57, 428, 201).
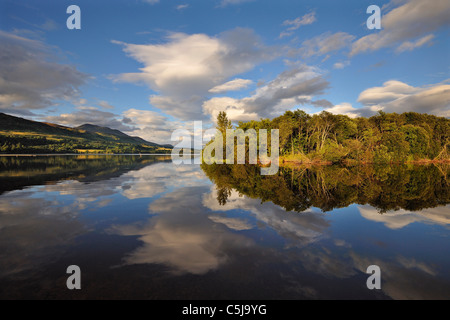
(0, 155, 172, 195)
(201, 163, 450, 213)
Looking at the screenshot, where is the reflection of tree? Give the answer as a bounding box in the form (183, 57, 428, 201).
(201, 163, 450, 213)
(216, 186, 232, 206)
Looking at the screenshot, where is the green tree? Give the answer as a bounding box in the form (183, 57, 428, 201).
(217, 111, 232, 134)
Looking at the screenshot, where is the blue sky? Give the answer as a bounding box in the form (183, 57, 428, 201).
(0, 0, 449, 144)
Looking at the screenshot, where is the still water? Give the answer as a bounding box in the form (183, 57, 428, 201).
(0, 155, 449, 299)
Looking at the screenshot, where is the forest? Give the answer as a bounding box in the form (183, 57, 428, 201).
(230, 110, 450, 165)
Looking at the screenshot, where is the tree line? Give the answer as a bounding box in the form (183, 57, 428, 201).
(232, 110, 449, 164)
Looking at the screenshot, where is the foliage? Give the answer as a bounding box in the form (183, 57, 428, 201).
(226, 110, 450, 164)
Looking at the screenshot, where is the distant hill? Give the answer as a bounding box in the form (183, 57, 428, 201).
(75, 123, 173, 149)
(0, 112, 172, 154)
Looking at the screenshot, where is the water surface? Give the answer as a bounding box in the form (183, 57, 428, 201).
(0, 155, 449, 299)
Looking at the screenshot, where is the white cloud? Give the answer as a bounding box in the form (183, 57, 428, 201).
(97, 100, 115, 110)
(113, 28, 274, 120)
(78, 98, 88, 106)
(203, 65, 330, 122)
(44, 106, 133, 131)
(295, 32, 355, 58)
(280, 12, 316, 38)
(322, 103, 360, 118)
(219, 0, 254, 7)
(350, 0, 450, 56)
(143, 0, 160, 4)
(123, 108, 170, 128)
(358, 80, 450, 117)
(0, 31, 87, 114)
(320, 80, 450, 119)
(176, 4, 189, 11)
(395, 34, 435, 53)
(121, 108, 214, 145)
(209, 78, 253, 93)
(333, 61, 350, 70)
(121, 108, 180, 145)
(358, 80, 419, 105)
(203, 97, 260, 122)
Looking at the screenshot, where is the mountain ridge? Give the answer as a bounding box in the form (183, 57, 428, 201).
(0, 112, 172, 154)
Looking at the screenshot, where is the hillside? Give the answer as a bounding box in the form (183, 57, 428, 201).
(0, 113, 172, 154)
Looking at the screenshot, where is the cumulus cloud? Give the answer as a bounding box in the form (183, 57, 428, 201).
(320, 80, 450, 118)
(113, 28, 274, 120)
(350, 0, 450, 56)
(203, 65, 330, 122)
(358, 80, 419, 105)
(0, 31, 88, 115)
(357, 80, 450, 117)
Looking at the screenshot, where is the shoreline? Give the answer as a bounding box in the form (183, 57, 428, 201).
(280, 158, 450, 167)
(0, 153, 175, 157)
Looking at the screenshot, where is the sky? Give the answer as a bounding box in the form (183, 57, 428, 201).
(0, 0, 449, 144)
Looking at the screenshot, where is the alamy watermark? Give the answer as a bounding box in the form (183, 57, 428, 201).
(366, 265, 381, 290)
(367, 5, 382, 30)
(66, 265, 81, 290)
(66, 5, 81, 30)
(171, 121, 280, 176)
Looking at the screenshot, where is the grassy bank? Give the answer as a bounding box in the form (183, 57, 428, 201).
(280, 154, 450, 168)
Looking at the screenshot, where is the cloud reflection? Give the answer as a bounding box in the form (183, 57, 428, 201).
(203, 186, 330, 246)
(112, 187, 254, 275)
(350, 252, 450, 300)
(0, 159, 208, 278)
(0, 191, 85, 277)
(358, 205, 450, 229)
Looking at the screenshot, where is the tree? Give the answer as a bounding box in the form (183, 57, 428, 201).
(216, 111, 232, 134)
